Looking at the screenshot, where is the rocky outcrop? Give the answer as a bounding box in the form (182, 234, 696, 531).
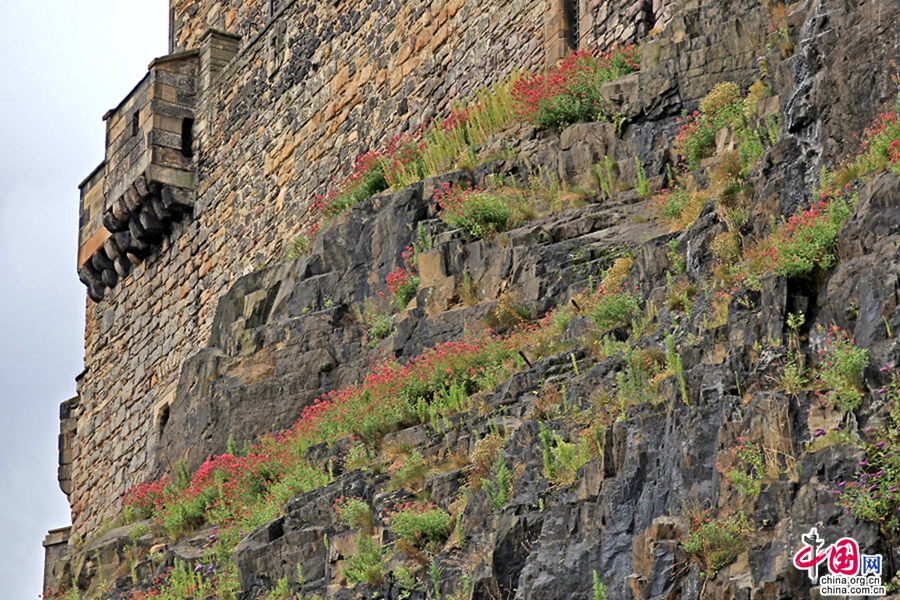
(47, 0, 900, 598)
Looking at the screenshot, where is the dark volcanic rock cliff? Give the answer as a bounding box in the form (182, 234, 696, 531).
(46, 0, 900, 598)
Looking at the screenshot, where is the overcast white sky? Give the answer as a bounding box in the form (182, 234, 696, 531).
(0, 2, 167, 597)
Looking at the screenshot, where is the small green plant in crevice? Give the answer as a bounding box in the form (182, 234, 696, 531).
(716, 437, 764, 497)
(615, 347, 665, 419)
(781, 350, 809, 393)
(814, 323, 868, 411)
(481, 455, 512, 511)
(266, 575, 292, 600)
(358, 297, 392, 346)
(386, 447, 428, 492)
(429, 559, 443, 599)
(539, 423, 595, 485)
(334, 495, 374, 529)
(592, 570, 608, 600)
(666, 238, 686, 275)
(458, 272, 478, 306)
(343, 533, 386, 586)
(468, 432, 506, 488)
(594, 155, 619, 202)
(387, 502, 453, 552)
(665, 333, 689, 405)
(634, 157, 651, 198)
(682, 510, 751, 578)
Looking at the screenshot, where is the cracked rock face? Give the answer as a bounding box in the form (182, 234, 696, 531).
(49, 0, 900, 598)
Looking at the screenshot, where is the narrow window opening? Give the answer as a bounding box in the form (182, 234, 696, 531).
(157, 404, 170, 439)
(268, 0, 274, 18)
(181, 118, 194, 158)
(132, 112, 140, 137)
(571, 0, 580, 49)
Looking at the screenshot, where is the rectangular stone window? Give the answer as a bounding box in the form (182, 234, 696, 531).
(131, 112, 140, 137)
(181, 118, 194, 158)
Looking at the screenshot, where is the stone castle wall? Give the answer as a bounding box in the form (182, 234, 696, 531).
(66, 0, 655, 539)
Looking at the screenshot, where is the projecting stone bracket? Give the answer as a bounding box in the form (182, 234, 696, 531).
(77, 49, 200, 302)
(78, 178, 195, 301)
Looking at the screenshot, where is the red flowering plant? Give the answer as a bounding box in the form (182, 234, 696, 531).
(386, 245, 420, 310)
(334, 495, 374, 529)
(291, 331, 514, 445)
(716, 437, 764, 497)
(752, 186, 855, 279)
(322, 149, 390, 216)
(381, 132, 427, 190)
(433, 181, 522, 239)
(856, 108, 900, 176)
(512, 45, 640, 130)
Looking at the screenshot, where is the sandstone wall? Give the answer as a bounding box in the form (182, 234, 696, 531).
(69, 0, 652, 539)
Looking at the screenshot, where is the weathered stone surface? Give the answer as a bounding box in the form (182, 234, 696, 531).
(54, 0, 900, 598)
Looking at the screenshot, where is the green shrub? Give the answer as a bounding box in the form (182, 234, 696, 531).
(343, 534, 385, 586)
(388, 502, 453, 551)
(674, 82, 745, 170)
(433, 182, 519, 239)
(539, 424, 594, 485)
(837, 372, 900, 541)
(481, 456, 512, 511)
(682, 511, 751, 577)
(815, 324, 868, 411)
(590, 288, 641, 331)
(334, 496, 374, 529)
(716, 437, 764, 496)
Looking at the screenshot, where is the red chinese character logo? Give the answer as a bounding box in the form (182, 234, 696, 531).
(828, 538, 859, 576)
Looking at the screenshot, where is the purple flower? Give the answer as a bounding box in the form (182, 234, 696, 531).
(833, 490, 841, 496)
(757, 56, 766, 63)
(875, 470, 885, 477)
(876, 388, 887, 395)
(194, 563, 204, 573)
(859, 460, 868, 466)
(839, 481, 846, 487)
(832, 426, 842, 432)
(876, 441, 886, 448)
(206, 563, 216, 574)
(814, 428, 827, 437)
(880, 364, 894, 372)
